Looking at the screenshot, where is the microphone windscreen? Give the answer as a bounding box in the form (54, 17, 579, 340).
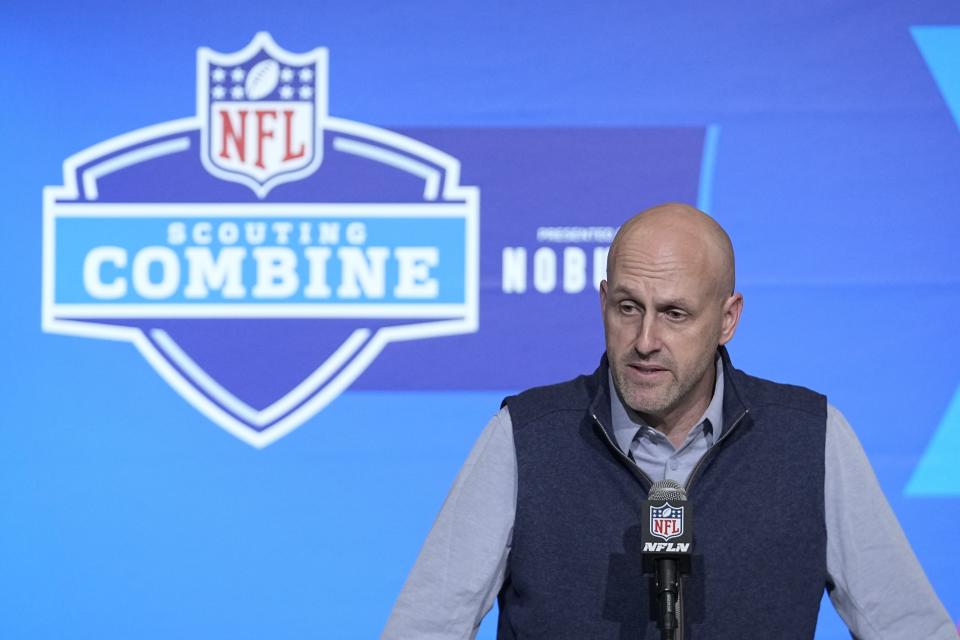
(648, 479, 687, 502)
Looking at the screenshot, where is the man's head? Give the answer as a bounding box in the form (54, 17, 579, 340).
(600, 203, 743, 430)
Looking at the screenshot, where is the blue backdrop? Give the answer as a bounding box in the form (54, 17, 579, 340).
(3, 1, 959, 637)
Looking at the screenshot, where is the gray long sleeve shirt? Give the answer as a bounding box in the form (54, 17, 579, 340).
(383, 364, 955, 639)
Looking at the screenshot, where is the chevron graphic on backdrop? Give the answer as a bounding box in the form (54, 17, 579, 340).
(905, 26, 960, 496)
(907, 383, 960, 496)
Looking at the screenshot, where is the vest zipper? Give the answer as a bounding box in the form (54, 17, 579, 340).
(593, 408, 751, 640)
(683, 408, 750, 492)
(674, 407, 750, 640)
(591, 413, 654, 486)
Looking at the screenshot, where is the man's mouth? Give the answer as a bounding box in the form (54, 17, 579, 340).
(627, 363, 668, 376)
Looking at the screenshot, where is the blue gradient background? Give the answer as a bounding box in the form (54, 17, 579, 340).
(3, 1, 960, 637)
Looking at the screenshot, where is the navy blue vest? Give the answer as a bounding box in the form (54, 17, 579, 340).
(498, 348, 827, 639)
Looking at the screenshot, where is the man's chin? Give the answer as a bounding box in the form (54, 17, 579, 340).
(619, 387, 672, 417)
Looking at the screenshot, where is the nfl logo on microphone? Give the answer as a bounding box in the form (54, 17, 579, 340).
(650, 504, 685, 542)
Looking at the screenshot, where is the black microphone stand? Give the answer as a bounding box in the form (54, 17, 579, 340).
(655, 557, 680, 640)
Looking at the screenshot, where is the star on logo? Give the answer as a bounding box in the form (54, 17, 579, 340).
(299, 85, 314, 99)
(211, 85, 226, 100)
(231, 67, 245, 83)
(279, 85, 294, 100)
(298, 67, 314, 83)
(230, 85, 245, 99)
(211, 67, 226, 83)
(280, 67, 294, 83)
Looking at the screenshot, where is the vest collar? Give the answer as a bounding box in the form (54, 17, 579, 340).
(717, 345, 751, 438)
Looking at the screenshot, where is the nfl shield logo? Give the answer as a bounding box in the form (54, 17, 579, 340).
(650, 503, 685, 541)
(198, 33, 326, 197)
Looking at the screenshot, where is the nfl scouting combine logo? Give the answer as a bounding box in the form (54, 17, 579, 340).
(42, 33, 479, 447)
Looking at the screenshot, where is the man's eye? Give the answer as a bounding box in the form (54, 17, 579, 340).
(664, 309, 687, 321)
(618, 302, 639, 314)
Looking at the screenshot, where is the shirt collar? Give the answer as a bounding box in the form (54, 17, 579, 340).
(610, 356, 725, 454)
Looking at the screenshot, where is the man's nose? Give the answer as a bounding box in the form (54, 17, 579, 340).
(633, 314, 661, 356)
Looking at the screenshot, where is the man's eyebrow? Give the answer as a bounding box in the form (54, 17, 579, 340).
(657, 298, 694, 309)
(608, 288, 694, 309)
(608, 285, 638, 298)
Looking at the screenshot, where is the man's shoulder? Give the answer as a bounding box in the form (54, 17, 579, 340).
(501, 368, 601, 427)
(729, 365, 827, 419)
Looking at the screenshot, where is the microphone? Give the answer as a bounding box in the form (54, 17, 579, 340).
(642, 479, 693, 640)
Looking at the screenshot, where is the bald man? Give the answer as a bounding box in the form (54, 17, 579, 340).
(384, 205, 954, 639)
(600, 204, 741, 450)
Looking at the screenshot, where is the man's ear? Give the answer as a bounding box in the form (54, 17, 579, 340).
(718, 292, 743, 345)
